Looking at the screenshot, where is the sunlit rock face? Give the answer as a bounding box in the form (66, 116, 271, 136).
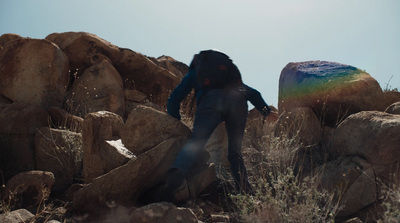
(278, 61, 384, 127)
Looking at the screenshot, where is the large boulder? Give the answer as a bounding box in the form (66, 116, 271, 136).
(382, 91, 400, 110)
(0, 38, 69, 108)
(1, 171, 55, 209)
(385, 101, 400, 115)
(316, 156, 376, 218)
(278, 61, 384, 126)
(67, 59, 125, 118)
(48, 106, 83, 132)
(129, 202, 198, 223)
(72, 137, 187, 212)
(45, 32, 121, 74)
(0, 103, 50, 181)
(115, 48, 181, 107)
(330, 111, 400, 165)
(35, 127, 83, 194)
(0, 209, 34, 223)
(121, 105, 191, 155)
(148, 55, 189, 78)
(0, 33, 22, 46)
(274, 107, 321, 147)
(330, 111, 400, 182)
(82, 111, 132, 183)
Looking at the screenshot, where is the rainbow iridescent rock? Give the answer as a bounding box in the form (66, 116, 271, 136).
(278, 61, 384, 126)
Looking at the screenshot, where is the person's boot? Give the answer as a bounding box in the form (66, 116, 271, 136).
(158, 168, 185, 202)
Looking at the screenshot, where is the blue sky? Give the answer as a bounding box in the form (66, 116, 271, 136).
(1, 0, 399, 106)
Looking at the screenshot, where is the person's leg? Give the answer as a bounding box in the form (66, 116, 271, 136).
(162, 90, 225, 201)
(224, 87, 253, 193)
(172, 111, 222, 175)
(172, 90, 225, 175)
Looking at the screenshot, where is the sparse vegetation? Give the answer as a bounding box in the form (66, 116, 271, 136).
(382, 75, 399, 92)
(229, 131, 340, 223)
(378, 184, 400, 223)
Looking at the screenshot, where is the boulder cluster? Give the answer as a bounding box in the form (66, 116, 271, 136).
(277, 61, 400, 221)
(0, 32, 399, 222)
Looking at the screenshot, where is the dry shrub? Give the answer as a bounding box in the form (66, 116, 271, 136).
(378, 184, 400, 223)
(231, 125, 340, 223)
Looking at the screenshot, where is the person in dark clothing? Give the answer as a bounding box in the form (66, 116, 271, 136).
(164, 50, 271, 198)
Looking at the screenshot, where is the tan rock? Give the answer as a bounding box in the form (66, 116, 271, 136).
(124, 100, 163, 120)
(385, 101, 400, 115)
(0, 209, 34, 223)
(124, 89, 147, 102)
(67, 60, 125, 118)
(82, 111, 131, 183)
(129, 202, 198, 223)
(72, 137, 187, 212)
(46, 32, 121, 73)
(0, 33, 22, 46)
(115, 48, 181, 107)
(316, 156, 376, 218)
(330, 111, 400, 166)
(35, 127, 82, 193)
(382, 90, 400, 110)
(243, 107, 278, 151)
(0, 103, 50, 181)
(278, 61, 384, 127)
(2, 171, 55, 209)
(274, 107, 321, 147)
(0, 38, 69, 108)
(48, 106, 83, 132)
(0, 94, 12, 105)
(148, 55, 189, 77)
(121, 105, 191, 155)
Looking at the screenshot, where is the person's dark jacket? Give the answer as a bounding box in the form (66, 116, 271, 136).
(167, 66, 271, 120)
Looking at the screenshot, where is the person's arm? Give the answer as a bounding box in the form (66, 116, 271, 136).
(244, 84, 271, 116)
(167, 70, 196, 120)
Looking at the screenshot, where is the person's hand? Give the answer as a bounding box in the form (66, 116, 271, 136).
(262, 106, 271, 117)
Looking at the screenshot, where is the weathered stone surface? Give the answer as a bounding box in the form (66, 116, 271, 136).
(35, 127, 83, 193)
(278, 61, 384, 126)
(124, 89, 147, 102)
(274, 107, 321, 147)
(0, 209, 34, 223)
(72, 137, 187, 212)
(148, 55, 189, 77)
(0, 103, 50, 181)
(115, 48, 181, 106)
(0, 38, 69, 108)
(0, 94, 13, 104)
(243, 106, 279, 151)
(67, 60, 125, 118)
(48, 106, 83, 132)
(45, 32, 121, 73)
(330, 111, 400, 166)
(385, 101, 400, 115)
(82, 111, 129, 183)
(382, 91, 400, 110)
(316, 156, 376, 218)
(129, 202, 198, 223)
(2, 171, 55, 209)
(0, 33, 22, 46)
(124, 100, 163, 120)
(121, 105, 191, 155)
